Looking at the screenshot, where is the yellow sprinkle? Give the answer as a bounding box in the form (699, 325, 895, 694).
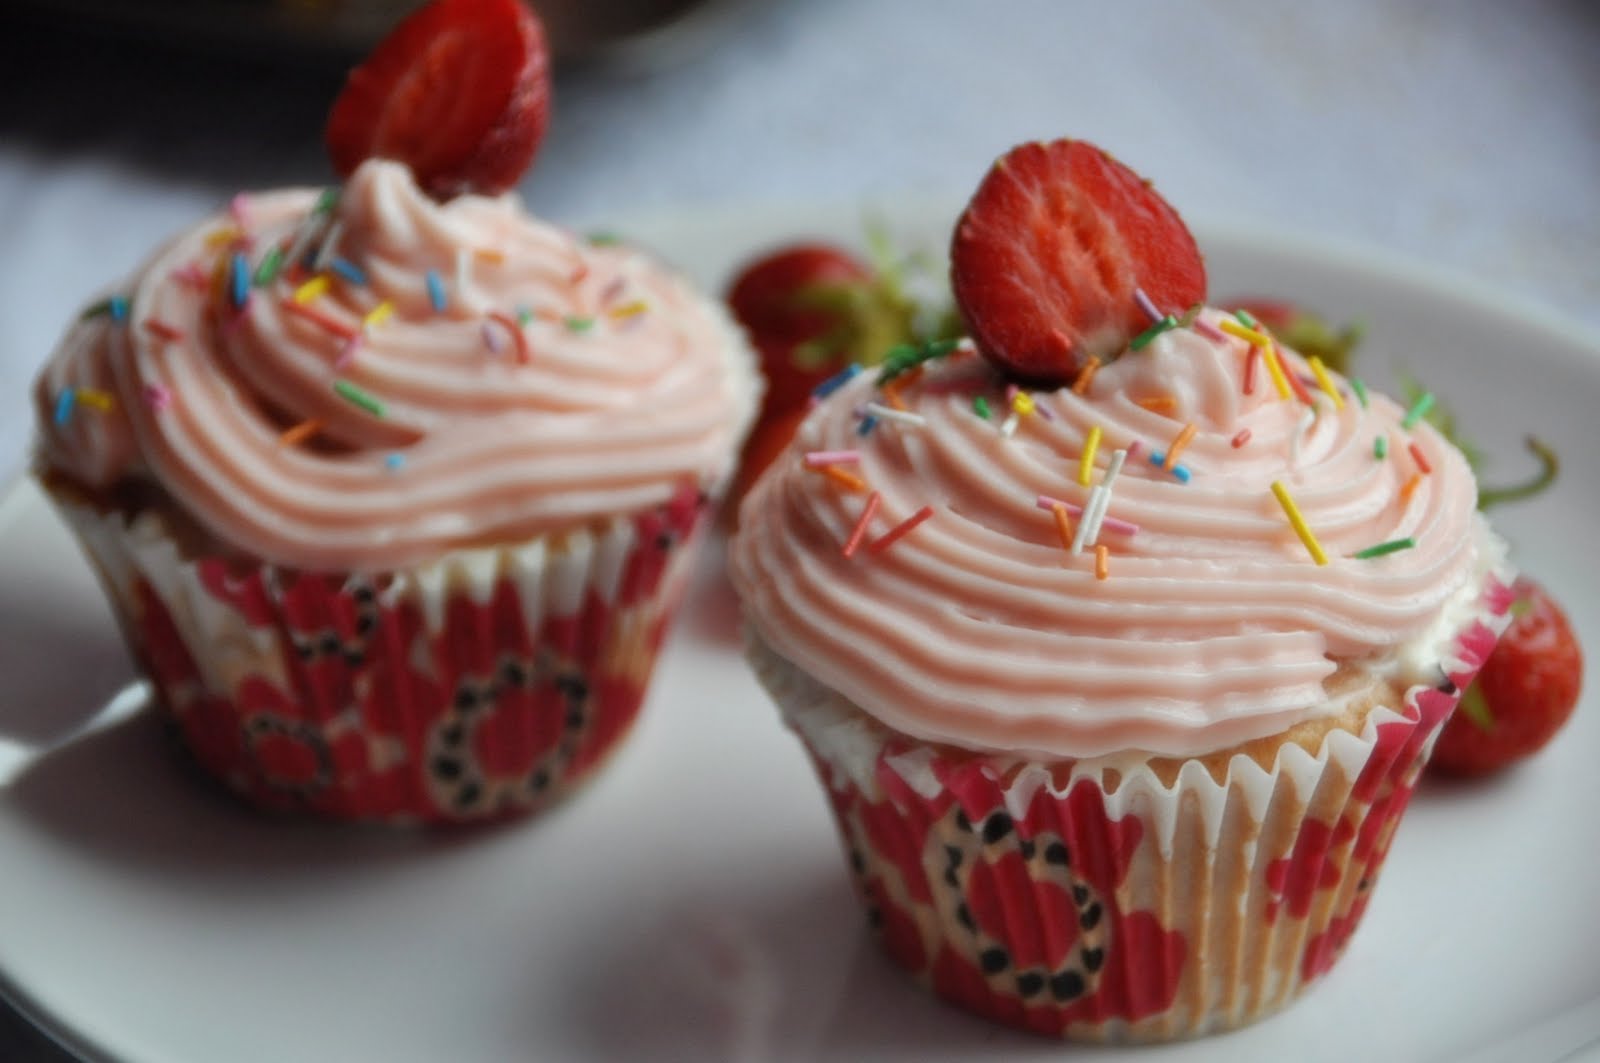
(1051, 502, 1075, 555)
(1260, 343, 1293, 400)
(1308, 356, 1345, 410)
(1219, 318, 1271, 347)
(293, 275, 332, 304)
(1079, 425, 1102, 487)
(363, 300, 395, 329)
(1071, 356, 1101, 396)
(1164, 422, 1198, 470)
(1011, 391, 1035, 416)
(75, 388, 115, 411)
(1094, 544, 1110, 581)
(1270, 480, 1328, 566)
(817, 464, 867, 493)
(204, 226, 242, 249)
(609, 300, 649, 320)
(474, 248, 507, 265)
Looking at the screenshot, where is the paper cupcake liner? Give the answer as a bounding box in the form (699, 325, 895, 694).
(51, 481, 711, 824)
(750, 576, 1513, 1041)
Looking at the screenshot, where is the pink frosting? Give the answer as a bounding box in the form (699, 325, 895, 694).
(34, 160, 757, 571)
(730, 315, 1494, 758)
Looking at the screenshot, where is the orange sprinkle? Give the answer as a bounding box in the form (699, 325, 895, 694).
(475, 248, 507, 265)
(1051, 502, 1075, 554)
(843, 492, 881, 558)
(277, 419, 324, 447)
(487, 311, 531, 363)
(1408, 441, 1433, 474)
(869, 505, 935, 554)
(204, 226, 242, 249)
(1277, 343, 1316, 405)
(816, 464, 866, 492)
(282, 299, 359, 341)
(1164, 422, 1198, 470)
(1400, 473, 1423, 504)
(1071, 356, 1102, 396)
(1094, 544, 1110, 581)
(1137, 395, 1178, 413)
(143, 319, 185, 342)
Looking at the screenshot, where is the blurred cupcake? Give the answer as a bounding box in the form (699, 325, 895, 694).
(35, 153, 757, 822)
(729, 139, 1511, 1039)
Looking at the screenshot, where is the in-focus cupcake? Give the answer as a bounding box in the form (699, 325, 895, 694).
(33, 0, 759, 823)
(729, 139, 1512, 1040)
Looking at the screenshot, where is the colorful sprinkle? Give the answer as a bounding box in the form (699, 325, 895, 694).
(1094, 544, 1110, 581)
(1219, 318, 1270, 347)
(293, 275, 331, 304)
(1035, 495, 1139, 537)
(1130, 314, 1177, 351)
(1133, 287, 1163, 324)
(330, 257, 368, 286)
(75, 388, 114, 411)
(1191, 316, 1227, 343)
(1010, 390, 1036, 417)
(277, 419, 324, 447)
(1401, 391, 1435, 429)
(1163, 423, 1197, 470)
(817, 464, 867, 492)
(864, 402, 927, 427)
(804, 449, 861, 467)
(1374, 435, 1389, 459)
(1270, 480, 1328, 566)
(313, 220, 345, 273)
(609, 300, 649, 320)
(813, 363, 861, 399)
(842, 492, 882, 558)
(1408, 441, 1433, 474)
(143, 319, 185, 342)
(488, 311, 531, 363)
(972, 395, 992, 420)
(1350, 376, 1370, 409)
(335, 334, 363, 369)
(1079, 425, 1102, 486)
(1353, 536, 1417, 560)
(283, 299, 359, 340)
(333, 379, 384, 417)
(385, 453, 406, 472)
(52, 389, 75, 425)
(876, 338, 959, 385)
(1260, 341, 1292, 400)
(425, 269, 447, 312)
(564, 315, 596, 333)
(1307, 356, 1344, 410)
(228, 252, 250, 309)
(1231, 428, 1252, 448)
(1050, 502, 1075, 554)
(314, 188, 339, 215)
(869, 505, 935, 554)
(253, 245, 285, 287)
(1280, 346, 1316, 406)
(516, 305, 535, 328)
(1400, 473, 1423, 504)
(587, 231, 621, 246)
(1234, 308, 1259, 328)
(142, 384, 172, 411)
(1137, 395, 1177, 413)
(475, 247, 507, 266)
(363, 301, 395, 330)
(999, 411, 1020, 437)
(1243, 345, 1260, 396)
(1147, 451, 1192, 483)
(856, 414, 879, 437)
(1071, 356, 1102, 396)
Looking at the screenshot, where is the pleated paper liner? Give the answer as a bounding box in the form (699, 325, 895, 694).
(749, 575, 1512, 1042)
(49, 480, 711, 824)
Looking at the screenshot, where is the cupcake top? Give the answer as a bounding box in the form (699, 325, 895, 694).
(729, 318, 1495, 759)
(34, 160, 758, 571)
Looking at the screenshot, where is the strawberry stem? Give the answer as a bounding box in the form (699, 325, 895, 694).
(1478, 436, 1559, 511)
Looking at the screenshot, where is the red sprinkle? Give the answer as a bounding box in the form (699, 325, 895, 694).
(843, 492, 882, 558)
(1408, 441, 1433, 474)
(1276, 343, 1315, 405)
(1243, 346, 1259, 395)
(868, 505, 935, 554)
(488, 311, 532, 363)
(143, 319, 186, 342)
(1231, 428, 1252, 448)
(281, 299, 359, 341)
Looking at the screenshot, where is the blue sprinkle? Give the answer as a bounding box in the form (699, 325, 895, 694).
(856, 414, 878, 437)
(53, 388, 76, 426)
(330, 257, 368, 286)
(229, 251, 249, 308)
(109, 296, 129, 323)
(425, 269, 447, 312)
(1148, 451, 1193, 483)
(384, 453, 406, 471)
(813, 363, 861, 399)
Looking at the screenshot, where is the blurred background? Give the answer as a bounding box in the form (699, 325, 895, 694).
(0, 0, 1596, 1056)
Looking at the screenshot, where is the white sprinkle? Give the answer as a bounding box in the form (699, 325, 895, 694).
(312, 220, 344, 273)
(999, 411, 1019, 437)
(1290, 406, 1317, 469)
(1071, 486, 1105, 555)
(864, 402, 927, 427)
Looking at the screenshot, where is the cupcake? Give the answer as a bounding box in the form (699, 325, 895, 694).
(32, 0, 759, 823)
(729, 139, 1512, 1040)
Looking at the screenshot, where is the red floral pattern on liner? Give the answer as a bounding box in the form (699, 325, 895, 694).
(798, 575, 1511, 1039)
(817, 753, 1187, 1039)
(121, 485, 708, 823)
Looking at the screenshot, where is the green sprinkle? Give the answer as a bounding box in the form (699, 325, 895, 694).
(973, 395, 991, 420)
(1130, 314, 1177, 351)
(333, 379, 384, 417)
(1353, 536, 1416, 560)
(516, 305, 534, 328)
(564, 316, 595, 333)
(80, 297, 115, 321)
(253, 245, 285, 287)
(1234, 308, 1258, 328)
(1401, 391, 1435, 429)
(876, 337, 960, 385)
(314, 188, 339, 214)
(587, 231, 622, 246)
(1374, 435, 1388, 459)
(1349, 376, 1370, 409)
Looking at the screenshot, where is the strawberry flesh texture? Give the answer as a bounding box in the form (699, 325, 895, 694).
(325, 0, 550, 198)
(1431, 578, 1584, 777)
(951, 139, 1206, 388)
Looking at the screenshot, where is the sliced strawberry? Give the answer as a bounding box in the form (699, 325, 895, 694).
(950, 139, 1206, 387)
(1430, 577, 1584, 777)
(325, 0, 551, 198)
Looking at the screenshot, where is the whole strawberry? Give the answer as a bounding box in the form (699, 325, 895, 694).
(1431, 578, 1584, 777)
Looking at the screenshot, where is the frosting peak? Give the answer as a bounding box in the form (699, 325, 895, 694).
(35, 160, 758, 571)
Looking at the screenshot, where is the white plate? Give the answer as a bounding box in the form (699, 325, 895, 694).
(2, 207, 1599, 1063)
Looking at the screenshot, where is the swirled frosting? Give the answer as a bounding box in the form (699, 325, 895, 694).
(34, 160, 758, 571)
(730, 314, 1499, 758)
